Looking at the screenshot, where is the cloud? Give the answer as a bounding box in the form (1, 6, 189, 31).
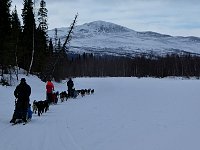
(11, 0, 200, 36)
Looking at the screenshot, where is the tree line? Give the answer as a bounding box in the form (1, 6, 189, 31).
(53, 53, 200, 81)
(0, 0, 78, 83)
(0, 0, 49, 79)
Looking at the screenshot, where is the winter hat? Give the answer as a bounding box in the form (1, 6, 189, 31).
(21, 78, 26, 82)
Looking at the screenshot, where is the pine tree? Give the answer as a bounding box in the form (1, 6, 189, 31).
(37, 0, 48, 33)
(10, 6, 22, 68)
(54, 28, 58, 52)
(48, 38, 54, 54)
(11, 6, 21, 32)
(57, 38, 62, 51)
(22, 0, 36, 35)
(0, 0, 11, 41)
(0, 0, 12, 74)
(21, 0, 36, 72)
(31, 0, 49, 73)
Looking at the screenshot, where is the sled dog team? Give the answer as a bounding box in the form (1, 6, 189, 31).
(10, 78, 94, 124)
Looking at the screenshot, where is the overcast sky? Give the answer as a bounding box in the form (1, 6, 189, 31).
(12, 0, 200, 37)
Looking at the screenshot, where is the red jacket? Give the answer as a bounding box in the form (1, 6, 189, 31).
(46, 81, 54, 93)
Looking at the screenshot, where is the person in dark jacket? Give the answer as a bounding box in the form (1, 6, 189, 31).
(10, 78, 31, 123)
(67, 78, 74, 97)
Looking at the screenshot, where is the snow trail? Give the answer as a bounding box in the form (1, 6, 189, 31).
(1, 77, 200, 150)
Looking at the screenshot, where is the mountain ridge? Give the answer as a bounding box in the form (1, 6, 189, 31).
(48, 20, 200, 57)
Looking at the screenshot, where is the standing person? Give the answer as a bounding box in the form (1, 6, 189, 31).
(10, 78, 31, 123)
(67, 78, 74, 97)
(46, 79, 54, 104)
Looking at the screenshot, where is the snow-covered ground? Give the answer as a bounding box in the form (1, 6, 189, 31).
(0, 75, 200, 150)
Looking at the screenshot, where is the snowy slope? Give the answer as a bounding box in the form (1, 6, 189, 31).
(48, 21, 200, 57)
(1, 75, 200, 150)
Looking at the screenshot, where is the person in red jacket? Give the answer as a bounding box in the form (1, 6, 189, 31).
(46, 80, 54, 104)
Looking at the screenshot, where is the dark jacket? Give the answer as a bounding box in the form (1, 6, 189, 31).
(12, 79, 31, 121)
(14, 82, 31, 102)
(67, 79, 74, 89)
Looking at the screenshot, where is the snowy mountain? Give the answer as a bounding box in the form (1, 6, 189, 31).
(48, 20, 200, 57)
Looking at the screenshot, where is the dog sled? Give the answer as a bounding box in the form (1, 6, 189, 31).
(10, 99, 32, 125)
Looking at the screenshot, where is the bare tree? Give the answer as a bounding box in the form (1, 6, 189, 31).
(41, 13, 78, 81)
